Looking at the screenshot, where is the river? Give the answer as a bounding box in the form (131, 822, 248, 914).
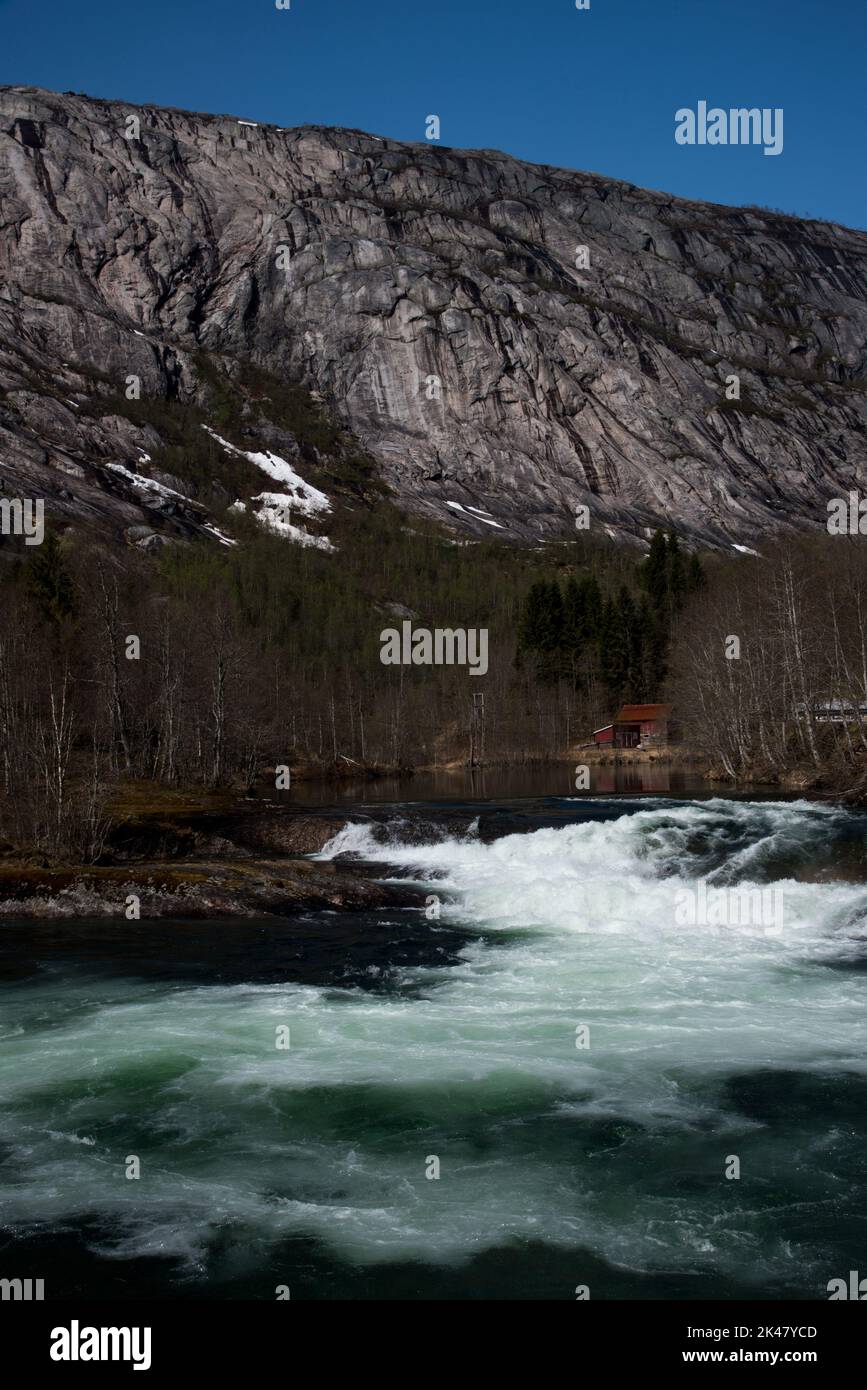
(2, 777, 866, 1300)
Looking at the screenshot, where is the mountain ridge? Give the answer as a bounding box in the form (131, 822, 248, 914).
(2, 84, 866, 551)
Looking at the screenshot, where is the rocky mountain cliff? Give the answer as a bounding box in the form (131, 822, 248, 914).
(1, 85, 866, 550)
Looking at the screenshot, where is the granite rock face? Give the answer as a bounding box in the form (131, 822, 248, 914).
(1, 85, 866, 548)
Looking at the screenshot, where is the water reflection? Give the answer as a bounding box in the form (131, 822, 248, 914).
(271, 761, 711, 807)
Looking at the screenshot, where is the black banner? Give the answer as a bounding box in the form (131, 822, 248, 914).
(2, 1299, 863, 1375)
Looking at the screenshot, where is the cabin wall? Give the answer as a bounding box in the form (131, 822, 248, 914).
(640, 719, 668, 741)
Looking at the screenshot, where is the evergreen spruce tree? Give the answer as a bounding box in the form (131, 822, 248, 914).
(580, 574, 603, 638)
(686, 553, 706, 591)
(599, 595, 629, 700)
(641, 602, 668, 697)
(538, 580, 565, 654)
(27, 529, 76, 625)
(562, 575, 585, 685)
(535, 580, 565, 680)
(517, 580, 566, 680)
(667, 531, 686, 611)
(643, 529, 669, 611)
(634, 596, 653, 700)
(517, 580, 548, 654)
(617, 585, 642, 699)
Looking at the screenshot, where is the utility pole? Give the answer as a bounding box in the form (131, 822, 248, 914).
(470, 690, 486, 768)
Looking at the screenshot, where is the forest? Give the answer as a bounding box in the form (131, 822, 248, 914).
(1, 356, 865, 861)
(2, 487, 866, 863)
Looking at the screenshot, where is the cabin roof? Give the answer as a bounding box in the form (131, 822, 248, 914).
(614, 703, 673, 723)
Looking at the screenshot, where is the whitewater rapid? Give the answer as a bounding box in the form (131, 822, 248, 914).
(319, 796, 867, 946)
(2, 797, 866, 1294)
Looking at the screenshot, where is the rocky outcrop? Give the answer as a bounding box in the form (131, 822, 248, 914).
(0, 801, 410, 916)
(0, 855, 413, 918)
(1, 85, 866, 547)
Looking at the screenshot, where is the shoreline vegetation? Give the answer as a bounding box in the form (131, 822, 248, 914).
(0, 791, 390, 919)
(0, 746, 863, 918)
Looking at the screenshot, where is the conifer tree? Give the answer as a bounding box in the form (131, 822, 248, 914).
(580, 574, 603, 638)
(563, 575, 585, 684)
(599, 594, 629, 699)
(517, 580, 548, 654)
(640, 601, 668, 696)
(538, 580, 564, 653)
(668, 531, 686, 611)
(686, 553, 706, 591)
(27, 529, 77, 625)
(517, 580, 565, 680)
(617, 585, 642, 698)
(644, 530, 669, 611)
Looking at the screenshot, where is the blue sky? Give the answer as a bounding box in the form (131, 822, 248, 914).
(2, 0, 865, 228)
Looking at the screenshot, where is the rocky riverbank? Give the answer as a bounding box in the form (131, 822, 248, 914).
(0, 799, 415, 919)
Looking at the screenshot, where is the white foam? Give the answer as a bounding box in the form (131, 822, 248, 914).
(2, 798, 866, 1284)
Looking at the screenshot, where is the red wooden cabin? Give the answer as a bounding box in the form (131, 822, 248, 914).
(592, 703, 673, 748)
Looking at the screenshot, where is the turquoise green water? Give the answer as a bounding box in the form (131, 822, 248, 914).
(1, 795, 867, 1299)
